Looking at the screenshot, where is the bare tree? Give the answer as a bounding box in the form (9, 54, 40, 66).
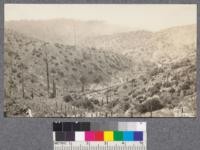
(106, 92, 109, 104)
(7, 47, 14, 99)
(19, 63, 25, 98)
(101, 98, 104, 106)
(131, 78, 135, 91)
(44, 51, 50, 96)
(52, 78, 56, 98)
(80, 76, 86, 92)
(31, 75, 34, 99)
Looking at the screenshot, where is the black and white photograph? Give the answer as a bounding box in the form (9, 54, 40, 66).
(4, 4, 197, 117)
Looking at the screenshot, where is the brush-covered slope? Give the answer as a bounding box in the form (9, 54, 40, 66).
(4, 29, 132, 99)
(82, 25, 196, 63)
(4, 23, 196, 117)
(126, 25, 196, 63)
(80, 31, 153, 54)
(5, 19, 132, 45)
(107, 52, 196, 117)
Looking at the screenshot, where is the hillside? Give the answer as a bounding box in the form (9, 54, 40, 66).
(126, 25, 196, 63)
(5, 20, 195, 60)
(4, 23, 196, 117)
(80, 30, 153, 54)
(82, 25, 196, 76)
(81, 25, 196, 62)
(105, 52, 196, 117)
(5, 19, 132, 45)
(4, 29, 133, 116)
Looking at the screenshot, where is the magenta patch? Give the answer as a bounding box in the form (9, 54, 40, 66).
(85, 131, 95, 141)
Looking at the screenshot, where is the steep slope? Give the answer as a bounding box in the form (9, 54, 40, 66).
(81, 25, 196, 66)
(5, 19, 132, 46)
(80, 25, 196, 78)
(126, 24, 196, 63)
(4, 29, 132, 100)
(80, 31, 153, 54)
(4, 23, 196, 117)
(68, 25, 196, 117)
(80, 51, 196, 117)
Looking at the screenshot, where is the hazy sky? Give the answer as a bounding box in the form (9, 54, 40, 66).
(5, 4, 196, 31)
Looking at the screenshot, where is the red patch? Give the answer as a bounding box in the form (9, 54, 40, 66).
(95, 131, 104, 141)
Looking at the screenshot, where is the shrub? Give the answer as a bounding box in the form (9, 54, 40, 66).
(135, 95, 163, 113)
(74, 59, 81, 65)
(90, 98, 99, 105)
(148, 85, 160, 96)
(122, 102, 130, 112)
(136, 95, 144, 101)
(49, 93, 55, 98)
(163, 81, 172, 88)
(181, 81, 190, 90)
(107, 71, 112, 75)
(83, 64, 87, 68)
(63, 95, 73, 103)
(128, 91, 133, 96)
(65, 59, 70, 63)
(72, 98, 94, 110)
(36, 54, 41, 57)
(12, 68, 17, 74)
(171, 75, 179, 81)
(55, 43, 62, 49)
(51, 68, 56, 74)
(160, 91, 172, 106)
(65, 66, 68, 71)
(107, 99, 119, 109)
(139, 76, 147, 83)
(154, 82, 162, 89)
(132, 93, 137, 98)
(123, 85, 128, 89)
(93, 76, 102, 84)
(188, 64, 196, 72)
(17, 73, 21, 78)
(88, 71, 93, 74)
(171, 63, 182, 69)
(83, 52, 90, 60)
(58, 71, 64, 77)
(91, 47, 96, 50)
(51, 56, 56, 60)
(150, 67, 164, 76)
(72, 68, 77, 72)
(184, 89, 194, 96)
(171, 59, 190, 69)
(123, 96, 129, 101)
(169, 87, 175, 94)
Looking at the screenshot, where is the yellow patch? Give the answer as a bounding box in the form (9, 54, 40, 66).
(104, 131, 114, 141)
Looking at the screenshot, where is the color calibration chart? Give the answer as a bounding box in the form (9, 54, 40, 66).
(53, 122, 147, 150)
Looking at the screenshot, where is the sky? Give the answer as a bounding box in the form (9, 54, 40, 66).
(5, 4, 197, 31)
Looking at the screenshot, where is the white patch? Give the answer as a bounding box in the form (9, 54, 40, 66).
(27, 108, 33, 117)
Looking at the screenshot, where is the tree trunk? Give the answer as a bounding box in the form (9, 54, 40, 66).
(45, 52, 50, 96)
(31, 75, 34, 99)
(31, 89, 34, 99)
(106, 92, 109, 104)
(21, 64, 25, 98)
(81, 83, 84, 92)
(150, 103, 152, 117)
(52, 79, 56, 98)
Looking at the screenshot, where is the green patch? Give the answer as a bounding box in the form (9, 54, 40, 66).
(114, 131, 123, 141)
